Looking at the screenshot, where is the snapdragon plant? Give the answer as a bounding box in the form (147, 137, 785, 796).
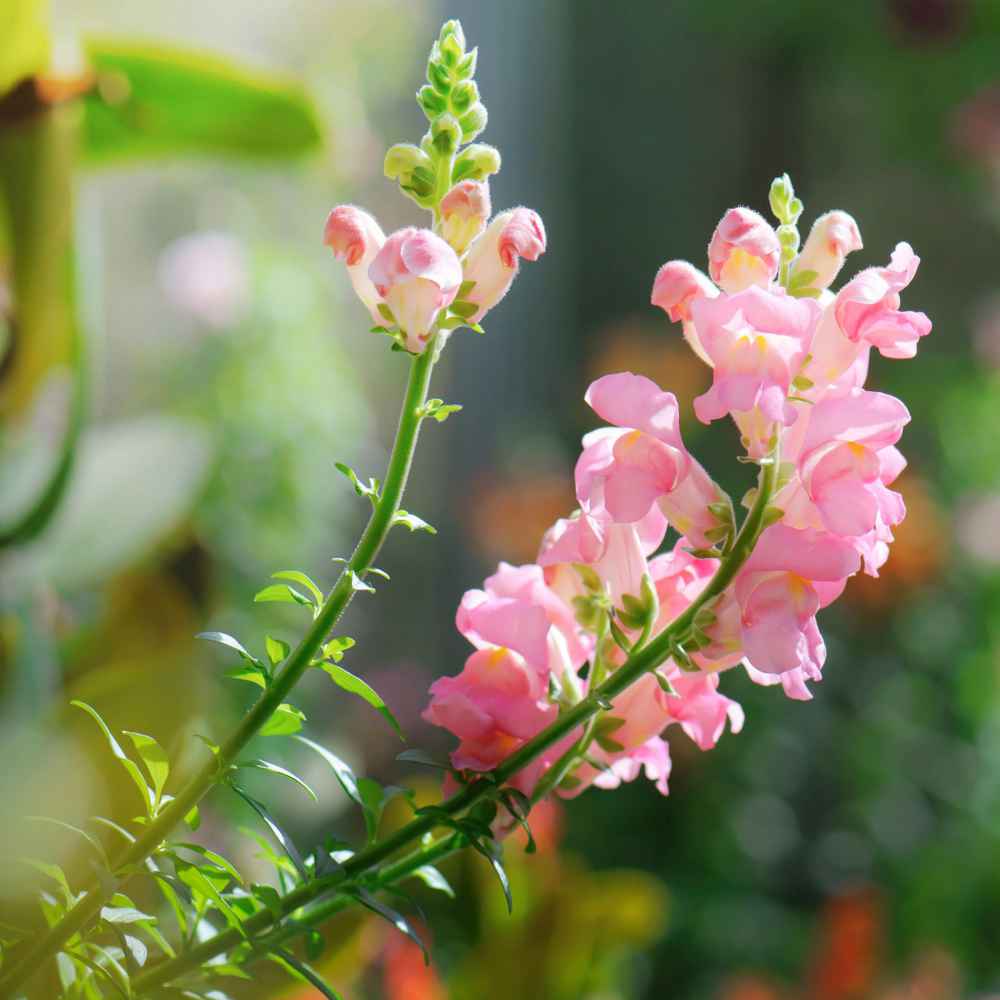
(0, 19, 931, 1000)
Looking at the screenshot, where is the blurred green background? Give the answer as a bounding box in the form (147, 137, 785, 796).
(2, 1, 1000, 998)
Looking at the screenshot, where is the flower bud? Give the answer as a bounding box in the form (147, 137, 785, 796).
(417, 84, 447, 119)
(793, 210, 863, 291)
(438, 19, 466, 59)
(461, 208, 546, 323)
(440, 180, 492, 253)
(450, 79, 478, 114)
(368, 227, 463, 352)
(452, 143, 501, 183)
(430, 113, 462, 156)
(459, 103, 488, 142)
(650, 260, 718, 365)
(323, 205, 386, 322)
(384, 143, 436, 207)
(707, 207, 781, 293)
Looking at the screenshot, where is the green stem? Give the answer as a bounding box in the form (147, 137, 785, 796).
(130, 451, 782, 993)
(0, 348, 438, 997)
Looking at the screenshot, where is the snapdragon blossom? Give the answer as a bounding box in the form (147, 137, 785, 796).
(425, 182, 930, 805)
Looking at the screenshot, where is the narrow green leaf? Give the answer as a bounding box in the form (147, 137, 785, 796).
(231, 785, 308, 881)
(265, 635, 290, 667)
(167, 843, 243, 884)
(236, 759, 318, 802)
(259, 703, 305, 737)
(319, 662, 403, 740)
(100, 904, 155, 924)
(352, 889, 428, 964)
(254, 583, 313, 607)
(121, 933, 147, 968)
(410, 865, 455, 898)
(469, 839, 512, 913)
(270, 948, 343, 999)
(196, 631, 262, 666)
(72, 701, 153, 813)
(122, 731, 170, 808)
(176, 864, 246, 938)
(392, 510, 436, 534)
(293, 735, 362, 807)
(271, 570, 324, 606)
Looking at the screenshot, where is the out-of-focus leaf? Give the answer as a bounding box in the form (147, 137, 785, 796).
(10, 417, 214, 591)
(319, 662, 403, 740)
(0, 0, 49, 96)
(397, 748, 450, 770)
(26, 816, 108, 866)
(197, 632, 262, 667)
(167, 843, 242, 884)
(80, 40, 322, 165)
(411, 865, 455, 898)
(259, 703, 305, 737)
(176, 864, 245, 937)
(99, 905, 154, 924)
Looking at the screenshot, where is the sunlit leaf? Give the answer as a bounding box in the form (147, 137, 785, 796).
(236, 759, 318, 802)
(293, 735, 362, 808)
(392, 509, 436, 534)
(319, 662, 403, 740)
(176, 864, 246, 938)
(259, 702, 305, 737)
(411, 865, 455, 898)
(254, 583, 313, 608)
(100, 904, 155, 924)
(167, 843, 243, 884)
(121, 933, 147, 967)
(80, 40, 321, 165)
(271, 570, 324, 606)
(264, 635, 290, 667)
(196, 631, 262, 666)
(122, 730, 170, 809)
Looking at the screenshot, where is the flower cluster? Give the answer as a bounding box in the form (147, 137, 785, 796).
(323, 21, 546, 354)
(424, 176, 930, 800)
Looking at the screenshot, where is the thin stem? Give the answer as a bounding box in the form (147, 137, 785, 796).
(132, 450, 782, 992)
(0, 347, 438, 998)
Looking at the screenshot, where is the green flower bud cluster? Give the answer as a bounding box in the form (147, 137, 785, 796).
(384, 20, 500, 215)
(769, 173, 804, 288)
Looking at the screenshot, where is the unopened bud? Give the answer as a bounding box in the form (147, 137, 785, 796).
(459, 103, 488, 142)
(417, 84, 447, 119)
(452, 143, 501, 183)
(430, 114, 461, 155)
(450, 80, 478, 114)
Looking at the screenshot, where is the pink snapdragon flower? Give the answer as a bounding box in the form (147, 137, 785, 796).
(690, 287, 821, 455)
(805, 243, 931, 387)
(423, 646, 555, 770)
(461, 207, 546, 323)
(651, 260, 718, 364)
(731, 525, 861, 676)
(793, 210, 863, 292)
(369, 227, 463, 352)
(324, 205, 387, 323)
(577, 373, 730, 549)
(439, 179, 492, 253)
(707, 207, 781, 293)
(785, 390, 909, 573)
(537, 505, 666, 611)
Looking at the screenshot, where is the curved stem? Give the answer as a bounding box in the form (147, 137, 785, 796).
(0, 347, 438, 997)
(131, 451, 782, 992)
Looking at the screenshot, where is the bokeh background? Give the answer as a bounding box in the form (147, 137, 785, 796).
(2, 1, 1000, 997)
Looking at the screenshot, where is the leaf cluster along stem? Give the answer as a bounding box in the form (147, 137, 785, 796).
(129, 449, 782, 991)
(0, 348, 438, 998)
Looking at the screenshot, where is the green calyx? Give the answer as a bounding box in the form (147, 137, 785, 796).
(385, 20, 499, 214)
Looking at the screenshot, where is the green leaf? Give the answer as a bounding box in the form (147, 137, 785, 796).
(321, 636, 355, 663)
(231, 785, 308, 881)
(166, 843, 243, 884)
(319, 662, 403, 740)
(392, 510, 436, 534)
(100, 904, 155, 924)
(121, 933, 148, 968)
(271, 570, 324, 606)
(25, 816, 108, 866)
(396, 748, 450, 770)
(259, 703, 306, 737)
(197, 631, 262, 666)
(410, 865, 455, 898)
(251, 883, 283, 919)
(357, 778, 384, 843)
(236, 760, 318, 802)
(80, 40, 321, 166)
(293, 735, 362, 808)
(72, 701, 153, 814)
(265, 635, 290, 667)
(20, 858, 74, 906)
(469, 839, 512, 913)
(348, 570, 375, 594)
(122, 731, 170, 809)
(176, 864, 246, 938)
(448, 300, 478, 319)
(334, 462, 379, 504)
(351, 889, 428, 964)
(184, 804, 201, 831)
(225, 665, 269, 689)
(269, 948, 343, 999)
(254, 583, 314, 607)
